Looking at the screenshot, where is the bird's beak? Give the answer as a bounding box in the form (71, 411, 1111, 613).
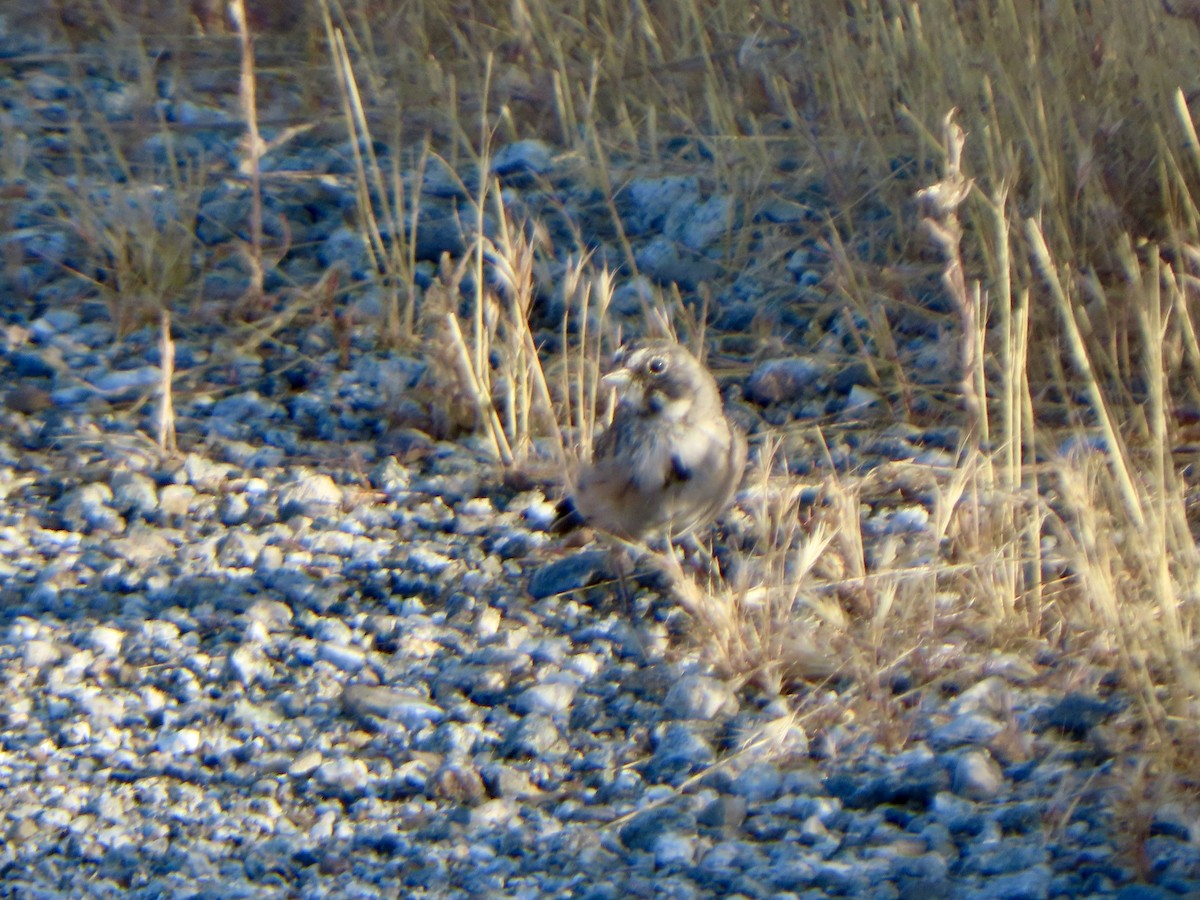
(601, 368, 634, 393)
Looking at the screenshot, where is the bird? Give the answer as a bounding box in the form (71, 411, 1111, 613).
(556, 339, 747, 543)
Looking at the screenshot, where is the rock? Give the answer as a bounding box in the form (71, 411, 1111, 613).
(341, 685, 445, 730)
(278, 473, 343, 518)
(952, 750, 1005, 801)
(527, 550, 613, 599)
(663, 675, 738, 720)
(745, 357, 825, 404)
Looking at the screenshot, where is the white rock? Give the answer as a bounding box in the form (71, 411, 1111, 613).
(157, 728, 201, 757)
(87, 626, 125, 657)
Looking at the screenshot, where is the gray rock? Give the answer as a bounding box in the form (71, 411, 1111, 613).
(23, 639, 61, 668)
(930, 791, 983, 835)
(218, 493, 250, 526)
(481, 763, 541, 800)
(663, 675, 738, 720)
(87, 626, 125, 656)
(952, 749, 1004, 801)
(216, 530, 265, 568)
(31, 309, 82, 336)
(244, 599, 293, 632)
(674, 193, 734, 251)
(513, 680, 578, 717)
(287, 750, 323, 779)
(319, 225, 372, 274)
(341, 685, 445, 729)
(156, 728, 201, 757)
(623, 175, 699, 234)
(634, 236, 721, 290)
(159, 484, 197, 518)
(210, 391, 285, 425)
(729, 761, 783, 803)
(618, 805, 698, 853)
(226, 645, 268, 687)
(528, 550, 613, 599)
(929, 713, 1004, 749)
(645, 722, 716, 784)
(315, 757, 370, 797)
(949, 676, 1012, 715)
(56, 482, 118, 532)
(500, 714, 566, 759)
(106, 528, 176, 566)
(278, 473, 343, 518)
(973, 864, 1052, 900)
(110, 471, 158, 517)
(93, 366, 160, 400)
(422, 156, 477, 198)
(312, 616, 353, 645)
(317, 641, 366, 673)
(1035, 692, 1119, 739)
(745, 357, 826, 404)
(652, 830, 698, 867)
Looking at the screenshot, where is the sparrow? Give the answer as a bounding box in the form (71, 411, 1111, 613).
(556, 339, 747, 542)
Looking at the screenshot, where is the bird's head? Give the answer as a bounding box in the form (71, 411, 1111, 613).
(602, 340, 717, 422)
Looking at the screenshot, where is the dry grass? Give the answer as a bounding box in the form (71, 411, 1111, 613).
(13, 0, 1200, 832)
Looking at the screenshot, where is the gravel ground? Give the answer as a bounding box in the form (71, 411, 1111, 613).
(0, 24, 1198, 900)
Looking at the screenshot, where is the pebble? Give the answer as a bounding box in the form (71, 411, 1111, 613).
(341, 685, 445, 729)
(513, 679, 578, 717)
(226, 644, 268, 686)
(287, 749, 323, 779)
(645, 722, 716, 783)
(527, 550, 613, 599)
(277, 473, 343, 517)
(244, 599, 294, 632)
(952, 749, 1005, 800)
(315, 757, 370, 796)
(729, 761, 784, 803)
(663, 674, 739, 720)
(157, 728, 201, 757)
(745, 357, 826, 404)
(87, 625, 125, 656)
(109, 471, 158, 517)
(22, 639, 60, 668)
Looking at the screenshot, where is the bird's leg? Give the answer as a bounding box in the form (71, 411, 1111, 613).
(603, 539, 655, 661)
(610, 542, 634, 611)
(602, 535, 644, 613)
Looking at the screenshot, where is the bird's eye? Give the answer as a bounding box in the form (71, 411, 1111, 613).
(647, 356, 667, 375)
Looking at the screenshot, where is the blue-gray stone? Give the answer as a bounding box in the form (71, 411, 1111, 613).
(644, 722, 715, 784)
(618, 806, 697, 853)
(491, 140, 554, 178)
(527, 550, 613, 599)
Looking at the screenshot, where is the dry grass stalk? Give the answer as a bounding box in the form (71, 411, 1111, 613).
(156, 308, 176, 453)
(1033, 237, 1200, 758)
(320, 0, 420, 344)
(917, 111, 983, 447)
(230, 0, 265, 300)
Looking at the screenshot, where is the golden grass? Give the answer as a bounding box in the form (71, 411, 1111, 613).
(17, 0, 1200, 830)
